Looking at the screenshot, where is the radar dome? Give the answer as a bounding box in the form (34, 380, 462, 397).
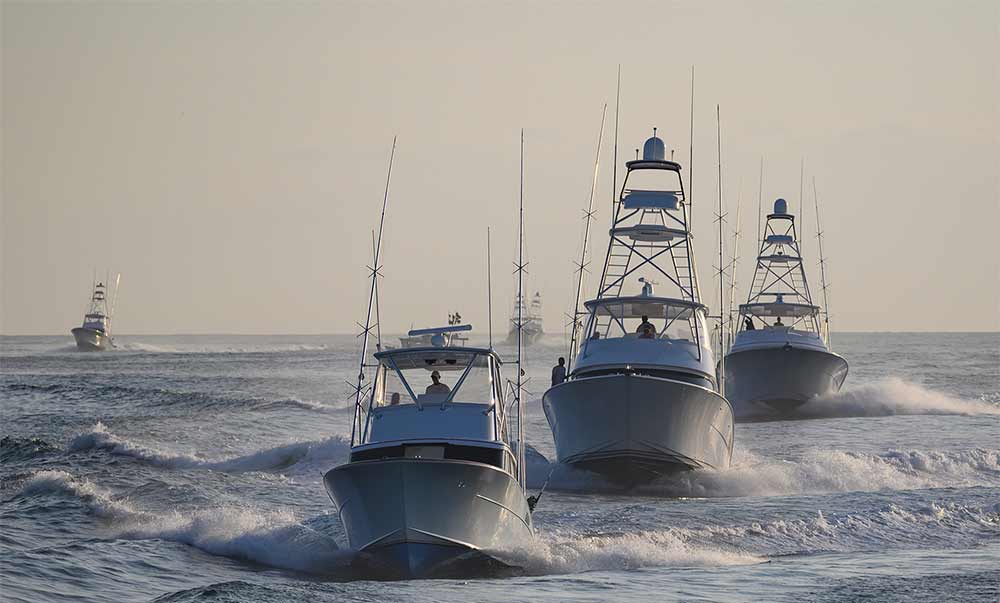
(773, 198, 788, 215)
(642, 128, 666, 161)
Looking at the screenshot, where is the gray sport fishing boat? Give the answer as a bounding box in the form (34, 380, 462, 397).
(724, 198, 848, 417)
(324, 137, 533, 579)
(325, 331, 533, 578)
(543, 129, 734, 486)
(71, 274, 120, 351)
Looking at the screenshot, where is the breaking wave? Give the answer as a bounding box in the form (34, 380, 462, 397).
(797, 377, 999, 419)
(69, 423, 349, 474)
(16, 470, 136, 518)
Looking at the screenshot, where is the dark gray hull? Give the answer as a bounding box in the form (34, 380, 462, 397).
(324, 458, 532, 579)
(725, 345, 848, 419)
(542, 374, 734, 486)
(71, 327, 111, 351)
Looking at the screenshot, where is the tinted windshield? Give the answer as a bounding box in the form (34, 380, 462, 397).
(375, 350, 496, 406)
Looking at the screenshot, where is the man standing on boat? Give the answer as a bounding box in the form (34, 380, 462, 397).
(551, 357, 567, 386)
(426, 370, 451, 394)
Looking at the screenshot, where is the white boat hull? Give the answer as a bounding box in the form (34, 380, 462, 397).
(724, 345, 848, 418)
(324, 458, 532, 579)
(542, 374, 734, 485)
(71, 327, 111, 351)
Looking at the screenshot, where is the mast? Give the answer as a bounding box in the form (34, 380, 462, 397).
(515, 129, 527, 488)
(813, 177, 832, 347)
(715, 105, 726, 396)
(756, 157, 764, 247)
(567, 104, 607, 372)
(351, 137, 396, 444)
(109, 273, 121, 337)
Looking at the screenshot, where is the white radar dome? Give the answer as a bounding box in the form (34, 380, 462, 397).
(642, 128, 666, 161)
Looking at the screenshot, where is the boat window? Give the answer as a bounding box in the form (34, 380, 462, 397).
(374, 351, 494, 407)
(585, 300, 702, 342)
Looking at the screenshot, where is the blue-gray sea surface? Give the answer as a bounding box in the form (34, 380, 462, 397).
(1, 332, 998, 602)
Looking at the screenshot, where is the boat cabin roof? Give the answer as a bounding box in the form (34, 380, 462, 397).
(373, 346, 498, 370)
(740, 301, 819, 318)
(584, 296, 706, 319)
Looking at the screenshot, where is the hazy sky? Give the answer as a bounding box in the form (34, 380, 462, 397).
(2, 1, 998, 335)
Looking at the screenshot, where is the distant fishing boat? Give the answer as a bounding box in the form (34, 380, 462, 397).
(506, 291, 543, 345)
(724, 198, 848, 417)
(71, 274, 120, 351)
(543, 129, 734, 485)
(399, 312, 469, 348)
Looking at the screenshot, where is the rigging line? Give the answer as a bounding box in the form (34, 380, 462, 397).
(568, 103, 608, 372)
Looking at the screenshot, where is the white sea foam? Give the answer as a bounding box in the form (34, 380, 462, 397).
(527, 445, 1000, 498)
(115, 507, 349, 573)
(497, 529, 763, 574)
(69, 422, 349, 473)
(797, 377, 1000, 418)
(18, 470, 136, 518)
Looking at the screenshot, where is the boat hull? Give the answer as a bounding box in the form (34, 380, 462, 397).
(324, 458, 532, 579)
(724, 345, 848, 418)
(542, 374, 734, 485)
(71, 327, 111, 351)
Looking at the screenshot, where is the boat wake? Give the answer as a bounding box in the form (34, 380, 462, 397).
(13, 468, 999, 581)
(746, 377, 1000, 421)
(69, 423, 349, 474)
(527, 446, 1000, 497)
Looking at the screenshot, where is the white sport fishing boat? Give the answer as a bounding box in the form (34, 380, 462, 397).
(71, 274, 120, 351)
(506, 292, 543, 345)
(543, 129, 734, 485)
(724, 198, 848, 417)
(324, 138, 533, 579)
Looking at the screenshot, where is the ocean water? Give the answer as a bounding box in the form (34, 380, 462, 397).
(1, 332, 998, 602)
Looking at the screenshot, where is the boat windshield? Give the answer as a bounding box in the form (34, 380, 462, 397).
(583, 298, 708, 343)
(374, 350, 496, 407)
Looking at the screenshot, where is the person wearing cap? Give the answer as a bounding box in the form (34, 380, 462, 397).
(636, 315, 656, 339)
(425, 370, 451, 394)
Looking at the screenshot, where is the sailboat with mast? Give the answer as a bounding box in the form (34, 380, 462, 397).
(323, 138, 533, 579)
(724, 196, 848, 417)
(71, 273, 120, 351)
(543, 124, 734, 485)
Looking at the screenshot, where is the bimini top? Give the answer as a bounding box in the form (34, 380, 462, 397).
(374, 346, 496, 367)
(740, 301, 819, 318)
(584, 295, 707, 319)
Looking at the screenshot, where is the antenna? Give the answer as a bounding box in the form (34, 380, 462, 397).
(487, 227, 493, 349)
(567, 104, 607, 373)
(350, 137, 396, 445)
(798, 157, 806, 258)
(715, 104, 726, 396)
(612, 65, 621, 210)
(515, 129, 527, 489)
(688, 65, 695, 230)
(813, 177, 833, 348)
(756, 156, 764, 245)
